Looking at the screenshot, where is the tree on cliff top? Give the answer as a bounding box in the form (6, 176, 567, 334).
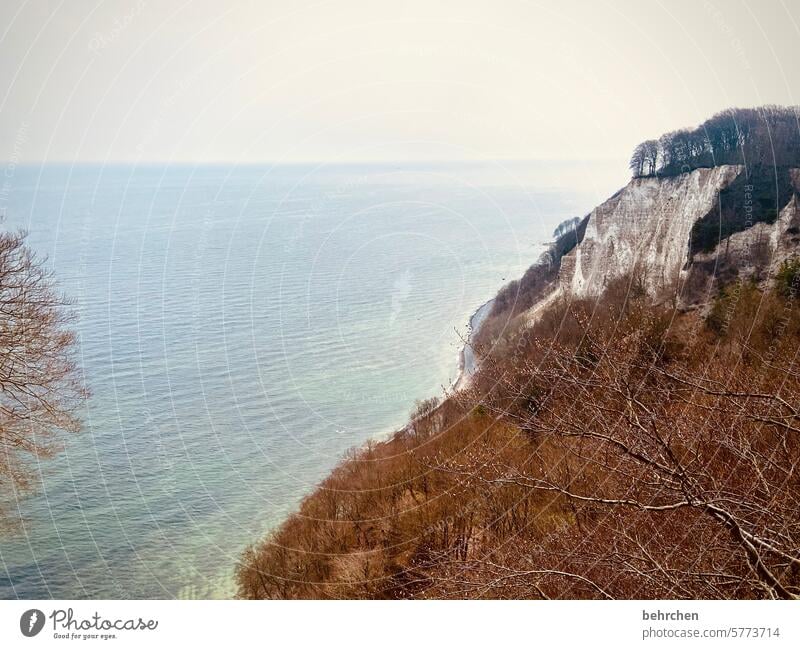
(630, 105, 800, 177)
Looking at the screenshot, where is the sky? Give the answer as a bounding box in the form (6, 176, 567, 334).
(0, 0, 798, 171)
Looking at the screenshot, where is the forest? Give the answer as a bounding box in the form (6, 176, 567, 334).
(629, 105, 800, 177)
(236, 264, 800, 599)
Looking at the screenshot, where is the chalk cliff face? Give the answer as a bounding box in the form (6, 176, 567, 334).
(689, 169, 800, 281)
(560, 166, 741, 300)
(545, 165, 800, 310)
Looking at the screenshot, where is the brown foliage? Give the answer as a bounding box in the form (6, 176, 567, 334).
(0, 230, 85, 516)
(237, 278, 800, 599)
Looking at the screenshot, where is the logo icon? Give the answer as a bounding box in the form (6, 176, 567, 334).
(20, 609, 45, 637)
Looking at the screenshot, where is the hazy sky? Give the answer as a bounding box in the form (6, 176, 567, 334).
(1, 0, 798, 167)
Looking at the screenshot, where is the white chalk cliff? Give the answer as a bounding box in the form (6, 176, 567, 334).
(535, 165, 800, 315)
(689, 169, 800, 280)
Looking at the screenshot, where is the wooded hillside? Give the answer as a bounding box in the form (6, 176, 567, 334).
(237, 268, 800, 599)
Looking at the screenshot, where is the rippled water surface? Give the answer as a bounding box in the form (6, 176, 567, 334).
(0, 162, 601, 598)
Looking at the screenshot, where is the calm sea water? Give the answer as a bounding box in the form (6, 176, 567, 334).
(0, 161, 605, 598)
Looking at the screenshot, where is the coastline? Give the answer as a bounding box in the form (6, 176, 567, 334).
(453, 297, 495, 391)
(388, 296, 496, 441)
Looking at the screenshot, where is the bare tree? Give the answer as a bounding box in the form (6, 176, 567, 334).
(641, 139, 659, 176)
(236, 226, 800, 601)
(631, 105, 800, 178)
(629, 142, 646, 178)
(0, 229, 85, 509)
(467, 326, 800, 599)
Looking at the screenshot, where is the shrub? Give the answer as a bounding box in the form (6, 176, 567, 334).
(775, 257, 800, 299)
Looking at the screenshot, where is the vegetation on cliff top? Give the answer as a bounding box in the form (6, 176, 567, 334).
(631, 106, 800, 258)
(629, 105, 800, 178)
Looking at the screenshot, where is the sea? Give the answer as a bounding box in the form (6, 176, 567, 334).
(0, 160, 614, 598)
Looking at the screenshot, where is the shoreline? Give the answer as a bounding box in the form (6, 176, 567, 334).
(453, 297, 495, 392)
(398, 296, 497, 438)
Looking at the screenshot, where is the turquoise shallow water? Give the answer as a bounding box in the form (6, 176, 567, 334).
(0, 162, 601, 598)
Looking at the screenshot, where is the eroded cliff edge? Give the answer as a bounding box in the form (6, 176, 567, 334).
(479, 164, 800, 347)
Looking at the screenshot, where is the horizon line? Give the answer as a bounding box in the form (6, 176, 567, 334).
(4, 155, 626, 168)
